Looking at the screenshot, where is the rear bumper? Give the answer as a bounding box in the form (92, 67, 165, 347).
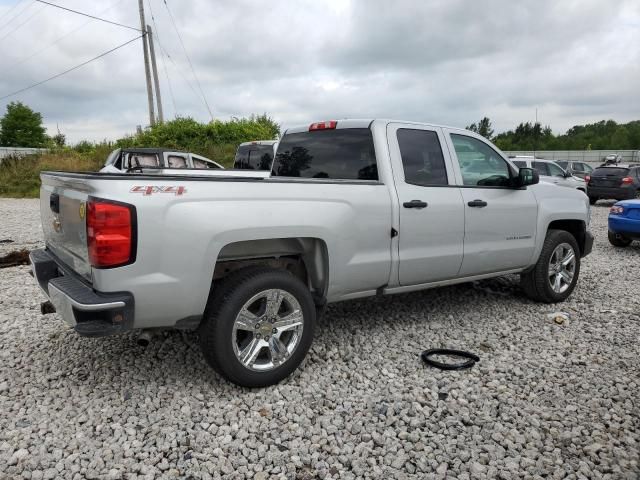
(30, 249, 135, 337)
(609, 216, 640, 237)
(588, 186, 635, 200)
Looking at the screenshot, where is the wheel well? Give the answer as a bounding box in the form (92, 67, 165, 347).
(547, 220, 587, 255)
(213, 237, 329, 301)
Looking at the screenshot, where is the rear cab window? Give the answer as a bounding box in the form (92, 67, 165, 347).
(272, 128, 378, 180)
(235, 145, 274, 170)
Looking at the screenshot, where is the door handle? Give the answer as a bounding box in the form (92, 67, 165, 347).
(467, 199, 488, 208)
(403, 200, 428, 209)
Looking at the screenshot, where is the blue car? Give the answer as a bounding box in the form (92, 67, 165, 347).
(608, 200, 640, 247)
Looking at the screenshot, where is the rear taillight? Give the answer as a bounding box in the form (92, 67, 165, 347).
(610, 205, 624, 215)
(309, 120, 337, 131)
(621, 176, 633, 185)
(585, 175, 591, 184)
(87, 198, 136, 268)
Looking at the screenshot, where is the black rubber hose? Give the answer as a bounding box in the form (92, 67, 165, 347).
(421, 349, 480, 371)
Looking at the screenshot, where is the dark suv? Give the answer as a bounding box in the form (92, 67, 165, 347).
(587, 165, 640, 204)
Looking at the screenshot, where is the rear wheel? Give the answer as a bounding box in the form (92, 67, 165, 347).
(199, 266, 316, 387)
(589, 196, 598, 205)
(608, 231, 632, 247)
(521, 230, 580, 303)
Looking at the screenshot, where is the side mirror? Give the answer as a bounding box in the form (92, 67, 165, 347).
(516, 167, 539, 187)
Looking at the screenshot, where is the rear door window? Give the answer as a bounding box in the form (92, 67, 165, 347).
(272, 128, 377, 180)
(397, 129, 447, 186)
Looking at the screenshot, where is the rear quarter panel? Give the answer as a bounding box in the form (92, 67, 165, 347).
(87, 177, 393, 328)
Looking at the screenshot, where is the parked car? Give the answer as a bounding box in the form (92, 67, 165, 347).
(586, 165, 640, 204)
(31, 119, 593, 387)
(602, 154, 622, 166)
(608, 200, 640, 247)
(100, 148, 224, 172)
(511, 156, 586, 192)
(555, 160, 594, 179)
(233, 140, 278, 170)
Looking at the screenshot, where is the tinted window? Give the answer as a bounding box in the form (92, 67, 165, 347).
(547, 162, 565, 176)
(397, 129, 447, 186)
(592, 167, 629, 177)
(532, 162, 550, 176)
(235, 145, 274, 170)
(513, 160, 527, 168)
(451, 134, 512, 187)
(556, 161, 568, 169)
(272, 129, 377, 180)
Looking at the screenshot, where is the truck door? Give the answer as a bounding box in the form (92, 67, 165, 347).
(443, 130, 538, 276)
(387, 123, 465, 285)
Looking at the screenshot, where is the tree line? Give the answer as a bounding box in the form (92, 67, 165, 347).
(467, 117, 640, 151)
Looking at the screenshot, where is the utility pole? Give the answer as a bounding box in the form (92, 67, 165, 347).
(138, 0, 155, 126)
(147, 24, 164, 123)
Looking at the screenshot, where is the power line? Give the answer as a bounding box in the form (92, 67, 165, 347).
(0, 33, 144, 101)
(146, 0, 177, 116)
(162, 0, 213, 120)
(35, 0, 140, 32)
(0, 3, 45, 43)
(0, 0, 26, 25)
(0, 0, 34, 33)
(5, 0, 127, 69)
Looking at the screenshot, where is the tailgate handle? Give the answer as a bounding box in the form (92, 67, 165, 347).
(49, 193, 60, 213)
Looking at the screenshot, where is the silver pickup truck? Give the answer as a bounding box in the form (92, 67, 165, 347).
(31, 119, 593, 387)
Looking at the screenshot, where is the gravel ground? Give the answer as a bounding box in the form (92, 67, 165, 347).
(0, 198, 638, 480)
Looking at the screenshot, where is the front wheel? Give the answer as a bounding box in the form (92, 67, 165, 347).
(608, 231, 632, 247)
(199, 266, 316, 387)
(521, 230, 581, 303)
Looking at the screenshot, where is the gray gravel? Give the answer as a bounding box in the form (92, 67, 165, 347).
(1, 198, 639, 479)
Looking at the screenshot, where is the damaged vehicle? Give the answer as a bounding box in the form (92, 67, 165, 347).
(31, 119, 593, 387)
(100, 148, 224, 173)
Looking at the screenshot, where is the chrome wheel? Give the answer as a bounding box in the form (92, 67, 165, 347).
(231, 289, 304, 372)
(548, 243, 576, 294)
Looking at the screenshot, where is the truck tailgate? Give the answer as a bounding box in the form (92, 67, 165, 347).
(40, 177, 92, 281)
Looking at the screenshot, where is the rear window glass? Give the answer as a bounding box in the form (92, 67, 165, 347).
(235, 145, 274, 170)
(272, 129, 378, 180)
(592, 167, 629, 177)
(397, 129, 447, 186)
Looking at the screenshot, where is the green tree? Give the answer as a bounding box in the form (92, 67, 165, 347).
(466, 117, 494, 139)
(0, 102, 48, 147)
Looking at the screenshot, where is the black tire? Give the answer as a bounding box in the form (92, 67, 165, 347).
(588, 196, 598, 205)
(608, 230, 632, 247)
(520, 229, 581, 303)
(199, 266, 315, 388)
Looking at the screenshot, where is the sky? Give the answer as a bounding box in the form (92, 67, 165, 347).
(0, 0, 638, 143)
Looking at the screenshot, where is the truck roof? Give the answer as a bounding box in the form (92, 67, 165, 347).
(283, 119, 469, 135)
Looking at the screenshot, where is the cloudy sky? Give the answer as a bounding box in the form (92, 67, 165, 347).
(0, 0, 638, 143)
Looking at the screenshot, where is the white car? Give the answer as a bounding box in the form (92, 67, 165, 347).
(511, 156, 586, 193)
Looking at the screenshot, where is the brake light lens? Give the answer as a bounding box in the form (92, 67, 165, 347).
(87, 199, 135, 268)
(585, 175, 591, 184)
(610, 205, 624, 215)
(621, 176, 633, 185)
(309, 120, 337, 131)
